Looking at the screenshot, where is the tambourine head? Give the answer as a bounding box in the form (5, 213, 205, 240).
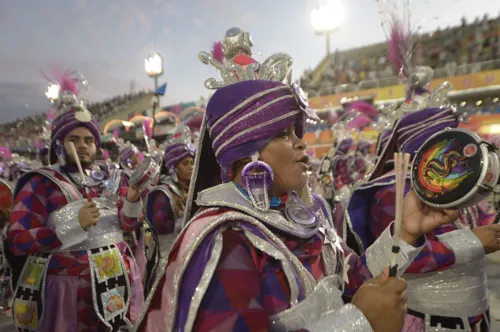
(411, 129, 486, 208)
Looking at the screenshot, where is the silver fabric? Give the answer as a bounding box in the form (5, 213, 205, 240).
(270, 275, 347, 331)
(307, 303, 373, 332)
(365, 222, 425, 277)
(195, 183, 321, 239)
(404, 258, 488, 318)
(48, 198, 124, 251)
(121, 199, 143, 218)
(157, 233, 178, 257)
(437, 228, 484, 265)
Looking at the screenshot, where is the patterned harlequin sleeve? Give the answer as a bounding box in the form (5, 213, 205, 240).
(117, 173, 143, 232)
(146, 191, 175, 234)
(194, 229, 270, 332)
(476, 205, 496, 226)
(8, 175, 64, 255)
(370, 182, 456, 273)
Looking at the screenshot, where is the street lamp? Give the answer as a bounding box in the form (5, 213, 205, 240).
(145, 52, 164, 123)
(311, 0, 344, 55)
(45, 83, 60, 103)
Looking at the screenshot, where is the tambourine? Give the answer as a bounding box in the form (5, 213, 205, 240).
(411, 128, 500, 209)
(128, 157, 160, 191)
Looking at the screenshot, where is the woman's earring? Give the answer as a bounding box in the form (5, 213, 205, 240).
(55, 141, 66, 166)
(241, 153, 274, 212)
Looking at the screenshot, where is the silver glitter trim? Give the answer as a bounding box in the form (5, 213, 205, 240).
(196, 183, 321, 239)
(405, 259, 488, 318)
(47, 198, 124, 251)
(215, 111, 300, 157)
(244, 230, 300, 304)
(365, 222, 425, 277)
(437, 228, 484, 265)
(270, 275, 345, 331)
(424, 315, 472, 331)
(183, 232, 223, 332)
(182, 114, 207, 228)
(209, 85, 288, 135)
(122, 199, 143, 218)
(212, 94, 295, 147)
(49, 204, 88, 250)
(307, 303, 373, 332)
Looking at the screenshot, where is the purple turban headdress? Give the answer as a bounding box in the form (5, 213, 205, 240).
(207, 80, 312, 181)
(162, 143, 195, 173)
(49, 108, 101, 164)
(118, 144, 139, 171)
(38, 146, 49, 156)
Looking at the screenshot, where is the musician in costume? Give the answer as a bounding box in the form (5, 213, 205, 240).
(135, 31, 458, 332)
(347, 14, 497, 328)
(38, 146, 50, 167)
(145, 126, 195, 257)
(7, 78, 145, 331)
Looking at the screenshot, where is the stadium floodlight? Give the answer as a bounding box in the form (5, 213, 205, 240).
(145, 52, 164, 123)
(45, 83, 60, 102)
(311, 0, 344, 55)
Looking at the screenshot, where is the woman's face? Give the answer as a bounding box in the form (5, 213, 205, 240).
(259, 125, 308, 195)
(176, 156, 194, 184)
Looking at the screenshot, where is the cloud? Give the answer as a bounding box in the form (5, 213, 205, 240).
(193, 18, 205, 28)
(161, 2, 181, 17)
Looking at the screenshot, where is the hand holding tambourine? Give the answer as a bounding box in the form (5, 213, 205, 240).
(128, 157, 160, 200)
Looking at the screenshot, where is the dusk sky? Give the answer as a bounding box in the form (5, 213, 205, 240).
(1, 0, 499, 123)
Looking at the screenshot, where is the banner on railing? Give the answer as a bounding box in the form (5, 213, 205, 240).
(309, 69, 500, 109)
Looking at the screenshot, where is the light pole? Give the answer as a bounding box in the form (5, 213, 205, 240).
(145, 53, 164, 121)
(311, 0, 344, 56)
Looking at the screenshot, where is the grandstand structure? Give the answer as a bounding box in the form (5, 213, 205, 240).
(301, 14, 500, 157)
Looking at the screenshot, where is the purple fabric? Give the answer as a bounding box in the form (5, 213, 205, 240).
(336, 138, 353, 155)
(397, 107, 459, 158)
(118, 146, 137, 170)
(163, 143, 195, 171)
(206, 80, 305, 181)
(38, 146, 49, 156)
(50, 110, 101, 164)
(357, 140, 371, 154)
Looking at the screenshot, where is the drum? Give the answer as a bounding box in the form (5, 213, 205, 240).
(128, 157, 160, 191)
(411, 128, 500, 209)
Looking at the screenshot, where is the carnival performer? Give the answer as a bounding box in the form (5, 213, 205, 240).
(347, 5, 497, 329)
(135, 29, 458, 332)
(145, 126, 194, 257)
(7, 75, 145, 331)
(38, 146, 50, 166)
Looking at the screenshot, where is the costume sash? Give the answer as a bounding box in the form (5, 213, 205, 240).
(12, 253, 51, 331)
(89, 244, 132, 330)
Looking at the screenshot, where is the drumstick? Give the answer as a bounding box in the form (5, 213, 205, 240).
(389, 152, 410, 277)
(69, 142, 93, 202)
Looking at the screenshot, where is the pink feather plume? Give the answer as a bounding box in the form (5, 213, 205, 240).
(34, 137, 41, 149)
(41, 66, 79, 96)
(102, 149, 110, 160)
(0, 146, 12, 160)
(143, 118, 153, 139)
(346, 101, 379, 117)
(212, 41, 224, 64)
(378, 0, 415, 80)
(113, 129, 120, 141)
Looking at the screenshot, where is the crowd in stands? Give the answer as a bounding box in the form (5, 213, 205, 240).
(0, 91, 150, 150)
(302, 14, 500, 95)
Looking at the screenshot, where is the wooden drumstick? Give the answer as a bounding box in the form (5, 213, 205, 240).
(389, 152, 410, 277)
(69, 142, 93, 202)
